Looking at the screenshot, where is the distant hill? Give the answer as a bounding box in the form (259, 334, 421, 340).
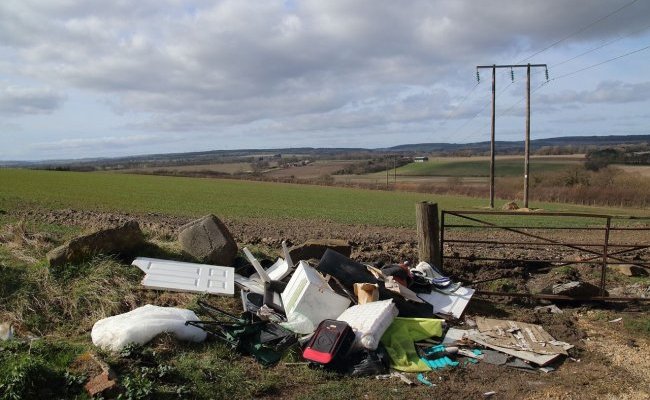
(2, 134, 648, 168)
(388, 134, 650, 152)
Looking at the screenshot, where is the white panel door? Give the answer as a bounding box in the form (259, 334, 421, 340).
(132, 257, 234, 296)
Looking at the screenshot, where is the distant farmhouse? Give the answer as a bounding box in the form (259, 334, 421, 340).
(413, 156, 429, 163)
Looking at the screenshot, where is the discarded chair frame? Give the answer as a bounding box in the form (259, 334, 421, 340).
(440, 210, 650, 302)
(186, 300, 297, 365)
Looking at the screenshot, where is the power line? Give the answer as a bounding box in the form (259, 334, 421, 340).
(517, 0, 640, 63)
(491, 41, 650, 118)
(552, 21, 650, 68)
(500, 81, 548, 117)
(438, 81, 481, 128)
(464, 41, 650, 139)
(460, 1, 646, 143)
(462, 77, 546, 142)
(549, 43, 650, 81)
(439, 93, 490, 141)
(446, 78, 517, 143)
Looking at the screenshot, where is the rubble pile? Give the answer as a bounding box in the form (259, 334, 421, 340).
(33, 215, 584, 396)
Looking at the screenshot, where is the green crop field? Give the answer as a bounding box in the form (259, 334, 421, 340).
(396, 158, 574, 177)
(0, 169, 646, 228)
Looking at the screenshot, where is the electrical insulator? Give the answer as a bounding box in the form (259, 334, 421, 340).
(510, 68, 515, 82)
(545, 67, 549, 81)
(476, 71, 480, 83)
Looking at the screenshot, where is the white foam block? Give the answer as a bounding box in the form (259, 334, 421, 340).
(91, 305, 207, 352)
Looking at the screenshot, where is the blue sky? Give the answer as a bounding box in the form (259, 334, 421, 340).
(1, 0, 649, 161)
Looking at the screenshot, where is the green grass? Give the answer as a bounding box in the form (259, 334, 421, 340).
(396, 159, 573, 177)
(0, 169, 647, 229)
(0, 339, 87, 399)
(624, 315, 650, 338)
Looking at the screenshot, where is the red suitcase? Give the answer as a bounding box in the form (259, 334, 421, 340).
(303, 319, 355, 365)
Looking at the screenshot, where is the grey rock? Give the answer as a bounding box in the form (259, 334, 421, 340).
(178, 215, 237, 266)
(47, 220, 145, 267)
(289, 239, 352, 262)
(543, 281, 607, 298)
(607, 283, 650, 298)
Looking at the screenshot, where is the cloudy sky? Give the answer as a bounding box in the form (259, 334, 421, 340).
(1, 0, 650, 160)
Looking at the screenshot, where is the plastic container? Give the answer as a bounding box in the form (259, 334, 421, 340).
(281, 261, 351, 333)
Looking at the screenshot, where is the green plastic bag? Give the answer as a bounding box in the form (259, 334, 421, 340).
(380, 317, 444, 372)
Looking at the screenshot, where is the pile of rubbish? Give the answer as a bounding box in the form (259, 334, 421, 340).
(91, 238, 573, 387)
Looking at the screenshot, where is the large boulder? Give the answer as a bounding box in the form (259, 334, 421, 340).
(178, 215, 237, 266)
(542, 281, 607, 298)
(47, 220, 145, 267)
(289, 239, 351, 262)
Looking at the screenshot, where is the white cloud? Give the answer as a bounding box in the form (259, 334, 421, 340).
(1, 0, 650, 158)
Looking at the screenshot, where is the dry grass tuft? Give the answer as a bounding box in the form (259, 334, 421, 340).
(1, 252, 200, 338)
(0, 220, 55, 264)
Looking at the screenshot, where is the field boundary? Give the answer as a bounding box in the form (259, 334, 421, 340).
(441, 210, 650, 302)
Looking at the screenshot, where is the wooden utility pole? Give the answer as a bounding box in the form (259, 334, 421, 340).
(490, 65, 496, 208)
(415, 202, 441, 267)
(393, 155, 397, 183)
(524, 64, 531, 208)
(476, 63, 547, 208)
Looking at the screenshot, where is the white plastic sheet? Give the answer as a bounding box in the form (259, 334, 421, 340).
(91, 305, 207, 352)
(418, 286, 475, 319)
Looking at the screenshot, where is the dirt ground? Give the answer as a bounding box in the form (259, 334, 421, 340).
(5, 208, 650, 399)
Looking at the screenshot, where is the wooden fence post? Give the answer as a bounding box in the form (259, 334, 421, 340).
(416, 201, 441, 267)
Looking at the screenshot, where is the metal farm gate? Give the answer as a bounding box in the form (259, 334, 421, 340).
(440, 210, 650, 302)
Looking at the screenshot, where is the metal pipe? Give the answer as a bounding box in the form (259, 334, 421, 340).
(444, 239, 649, 248)
(445, 210, 613, 218)
(444, 224, 609, 230)
(473, 290, 650, 302)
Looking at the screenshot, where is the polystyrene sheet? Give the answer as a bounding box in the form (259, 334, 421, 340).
(337, 299, 398, 350)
